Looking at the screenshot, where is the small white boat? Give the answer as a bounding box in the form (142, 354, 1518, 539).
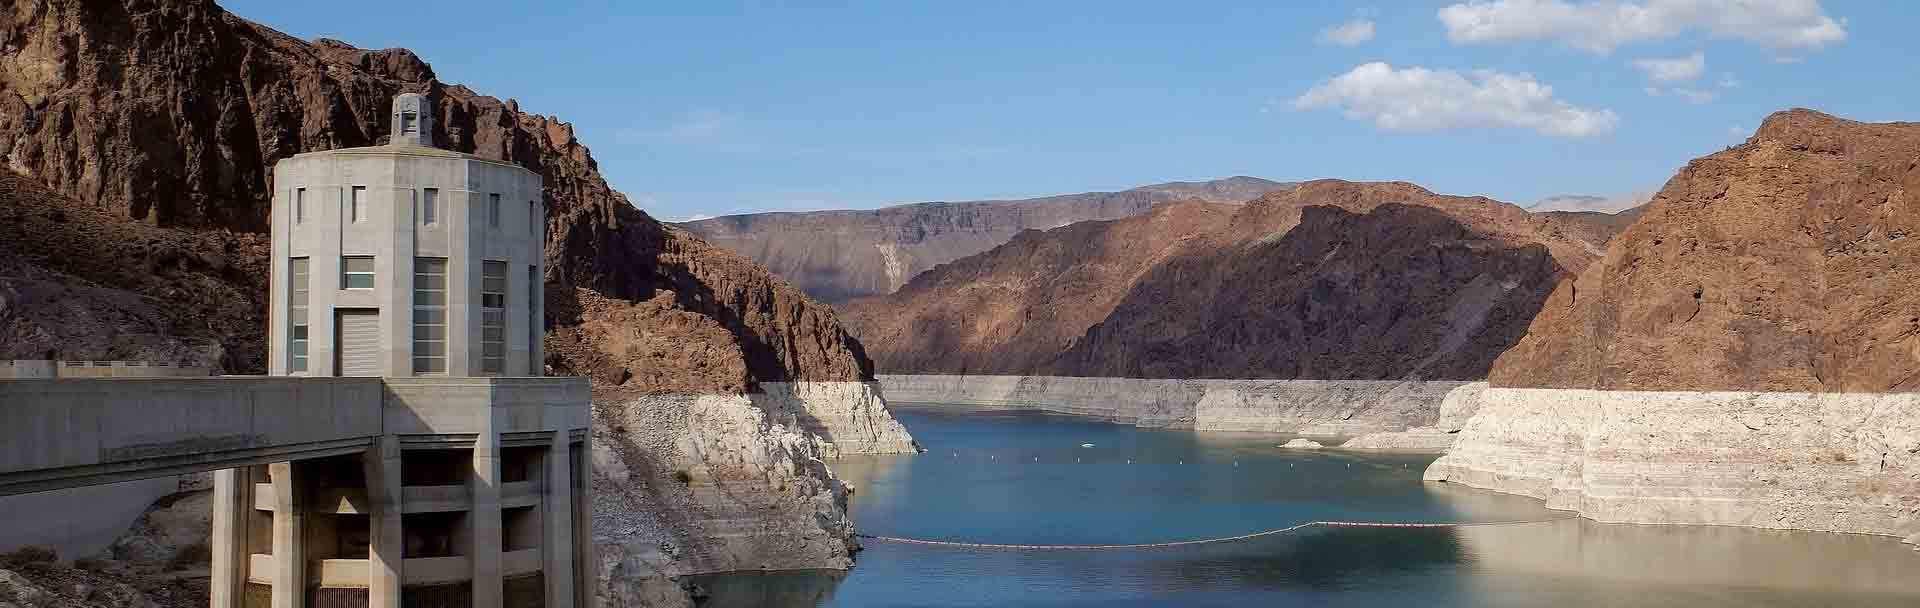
(1080, 443, 1095, 448)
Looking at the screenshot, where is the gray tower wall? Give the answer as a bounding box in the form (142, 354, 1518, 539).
(269, 148, 545, 378)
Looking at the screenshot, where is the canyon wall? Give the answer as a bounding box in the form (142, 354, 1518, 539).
(678, 177, 1292, 303)
(880, 375, 1476, 436)
(845, 181, 1629, 380)
(1, 2, 918, 605)
(594, 391, 856, 608)
(1426, 388, 1919, 544)
(1432, 111, 1920, 545)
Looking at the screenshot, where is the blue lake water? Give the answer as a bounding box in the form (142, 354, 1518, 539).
(688, 404, 1920, 607)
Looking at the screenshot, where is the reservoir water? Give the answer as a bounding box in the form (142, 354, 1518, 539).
(690, 403, 1920, 607)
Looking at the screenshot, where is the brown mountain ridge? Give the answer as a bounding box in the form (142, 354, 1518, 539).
(0, 0, 868, 393)
(676, 177, 1296, 303)
(1490, 109, 1920, 393)
(842, 180, 1635, 379)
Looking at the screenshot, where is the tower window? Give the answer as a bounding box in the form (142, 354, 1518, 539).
(489, 193, 502, 228)
(342, 256, 376, 290)
(350, 186, 367, 223)
(295, 188, 306, 224)
(413, 258, 448, 374)
(481, 261, 507, 375)
(421, 188, 439, 225)
(290, 257, 310, 373)
(401, 110, 419, 136)
(528, 265, 540, 376)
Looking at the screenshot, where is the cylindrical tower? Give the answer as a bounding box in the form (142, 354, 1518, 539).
(268, 93, 546, 378)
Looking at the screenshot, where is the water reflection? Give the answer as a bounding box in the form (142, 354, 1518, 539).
(681, 569, 846, 607)
(696, 404, 1920, 607)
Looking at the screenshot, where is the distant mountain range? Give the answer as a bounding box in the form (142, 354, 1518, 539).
(840, 180, 1635, 379)
(1527, 193, 1652, 214)
(674, 177, 1295, 303)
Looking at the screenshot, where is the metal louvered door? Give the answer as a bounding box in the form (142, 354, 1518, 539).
(336, 309, 382, 376)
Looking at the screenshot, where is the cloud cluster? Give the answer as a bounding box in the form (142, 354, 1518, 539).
(1293, 62, 1618, 137)
(1437, 0, 1846, 53)
(1320, 19, 1377, 46)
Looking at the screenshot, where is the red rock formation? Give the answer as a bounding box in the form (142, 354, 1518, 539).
(0, 0, 868, 389)
(843, 180, 1631, 379)
(1490, 110, 1920, 392)
(678, 177, 1294, 303)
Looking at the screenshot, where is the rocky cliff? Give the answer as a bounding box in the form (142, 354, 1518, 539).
(0, 0, 874, 393)
(845, 180, 1629, 381)
(1429, 111, 1920, 544)
(1, 0, 915, 603)
(676, 177, 1293, 303)
(1490, 110, 1920, 393)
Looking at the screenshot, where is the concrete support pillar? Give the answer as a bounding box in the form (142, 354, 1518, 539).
(211, 467, 254, 608)
(270, 462, 306, 608)
(470, 413, 504, 608)
(573, 433, 593, 608)
(543, 429, 575, 608)
(363, 436, 404, 608)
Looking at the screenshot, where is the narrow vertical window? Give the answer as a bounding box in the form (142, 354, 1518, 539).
(481, 261, 507, 374)
(528, 264, 540, 376)
(290, 257, 310, 372)
(342, 256, 375, 289)
(489, 193, 502, 228)
(413, 258, 448, 374)
(421, 188, 439, 225)
(350, 186, 367, 223)
(295, 188, 306, 224)
(529, 201, 540, 239)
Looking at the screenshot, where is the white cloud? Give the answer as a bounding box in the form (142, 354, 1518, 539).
(1292, 62, 1619, 137)
(677, 213, 716, 222)
(1632, 51, 1706, 82)
(1728, 124, 1746, 136)
(1437, 0, 1847, 54)
(1320, 19, 1377, 46)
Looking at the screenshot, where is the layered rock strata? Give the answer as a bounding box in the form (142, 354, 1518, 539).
(750, 382, 919, 457)
(678, 177, 1293, 303)
(593, 392, 859, 608)
(1426, 387, 1920, 544)
(845, 181, 1628, 380)
(880, 375, 1474, 436)
(1339, 383, 1486, 451)
(1436, 111, 1920, 544)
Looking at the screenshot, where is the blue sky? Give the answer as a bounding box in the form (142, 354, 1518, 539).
(224, 1, 1915, 221)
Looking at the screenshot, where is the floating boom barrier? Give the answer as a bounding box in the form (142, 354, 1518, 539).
(855, 516, 1578, 551)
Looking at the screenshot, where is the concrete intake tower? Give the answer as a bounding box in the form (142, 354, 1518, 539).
(0, 93, 593, 608)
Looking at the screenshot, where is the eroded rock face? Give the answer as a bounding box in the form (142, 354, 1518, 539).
(678, 177, 1294, 303)
(0, 0, 874, 389)
(846, 180, 1629, 380)
(1490, 110, 1920, 392)
(1425, 387, 1920, 540)
(592, 393, 856, 608)
(879, 375, 1476, 436)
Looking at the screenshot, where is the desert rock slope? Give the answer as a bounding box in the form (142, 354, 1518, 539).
(845, 180, 1631, 380)
(677, 177, 1294, 303)
(0, 1, 912, 605)
(1429, 110, 1920, 543)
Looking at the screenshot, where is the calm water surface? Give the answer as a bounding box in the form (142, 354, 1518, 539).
(689, 404, 1920, 607)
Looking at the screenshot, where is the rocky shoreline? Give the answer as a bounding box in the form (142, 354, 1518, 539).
(593, 382, 916, 607)
(878, 374, 1476, 436)
(1426, 387, 1920, 546)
